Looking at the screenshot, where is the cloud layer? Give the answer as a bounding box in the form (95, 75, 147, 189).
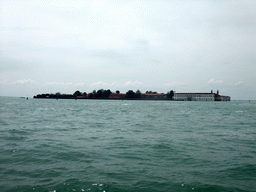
(1, 0, 255, 99)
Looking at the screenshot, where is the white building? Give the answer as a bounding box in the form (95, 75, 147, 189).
(173, 90, 230, 101)
(215, 95, 231, 101)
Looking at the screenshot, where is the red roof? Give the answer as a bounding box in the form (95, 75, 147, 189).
(109, 93, 126, 99)
(141, 93, 164, 96)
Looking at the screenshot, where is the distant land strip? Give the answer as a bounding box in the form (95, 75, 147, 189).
(33, 89, 230, 101)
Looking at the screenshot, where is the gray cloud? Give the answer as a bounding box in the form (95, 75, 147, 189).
(0, 0, 255, 99)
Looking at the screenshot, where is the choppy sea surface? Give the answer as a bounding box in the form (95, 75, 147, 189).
(0, 97, 256, 192)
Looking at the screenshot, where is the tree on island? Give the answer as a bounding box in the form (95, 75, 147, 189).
(166, 90, 174, 99)
(55, 92, 61, 97)
(103, 89, 112, 98)
(170, 90, 174, 99)
(88, 93, 94, 99)
(125, 90, 141, 98)
(82, 92, 87, 97)
(73, 90, 82, 97)
(90, 89, 112, 98)
(96, 89, 103, 98)
(126, 90, 136, 98)
(146, 91, 158, 94)
(135, 90, 141, 98)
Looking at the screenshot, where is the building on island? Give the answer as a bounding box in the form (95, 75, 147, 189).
(173, 90, 230, 101)
(140, 93, 164, 100)
(108, 93, 165, 100)
(108, 93, 126, 99)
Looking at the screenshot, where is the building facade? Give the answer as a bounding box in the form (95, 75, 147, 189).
(140, 93, 164, 100)
(173, 91, 230, 101)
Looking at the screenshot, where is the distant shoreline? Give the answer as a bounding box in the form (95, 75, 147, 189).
(33, 96, 174, 101)
(33, 89, 231, 101)
(33, 89, 174, 101)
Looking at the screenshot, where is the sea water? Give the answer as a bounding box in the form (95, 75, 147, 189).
(0, 97, 255, 192)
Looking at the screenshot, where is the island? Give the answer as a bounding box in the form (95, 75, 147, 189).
(33, 89, 230, 101)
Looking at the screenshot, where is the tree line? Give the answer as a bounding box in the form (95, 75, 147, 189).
(34, 89, 174, 99)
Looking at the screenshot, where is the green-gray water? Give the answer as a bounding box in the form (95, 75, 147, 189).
(1, 97, 256, 192)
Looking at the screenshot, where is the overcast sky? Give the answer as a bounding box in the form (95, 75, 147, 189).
(1, 0, 255, 99)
